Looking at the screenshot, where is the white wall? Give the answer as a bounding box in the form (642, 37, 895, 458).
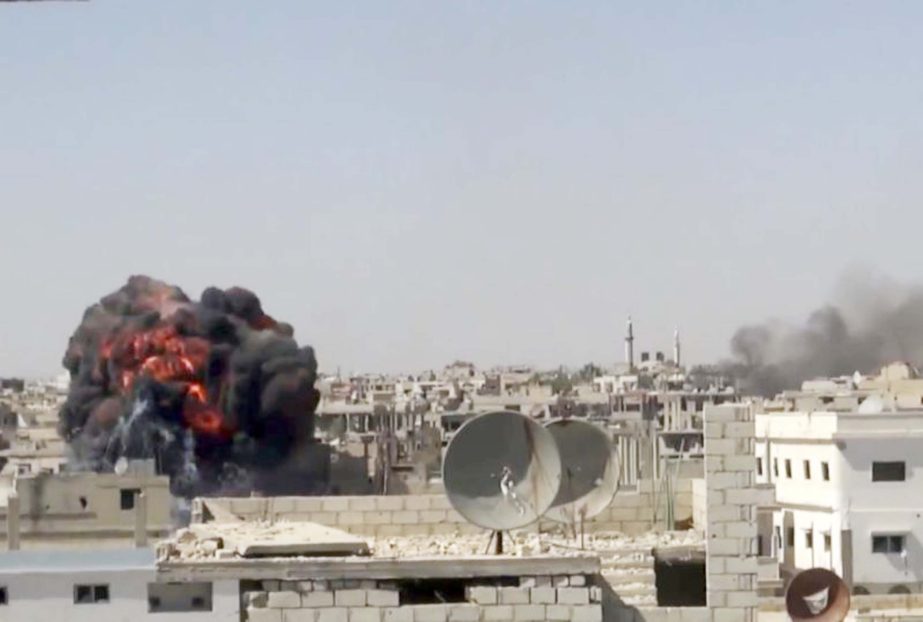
(758, 411, 923, 590)
(840, 436, 923, 589)
(0, 568, 238, 622)
(849, 510, 923, 589)
(771, 509, 839, 574)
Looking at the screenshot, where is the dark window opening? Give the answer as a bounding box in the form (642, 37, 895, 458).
(872, 535, 905, 554)
(74, 584, 109, 604)
(822, 462, 830, 481)
(147, 582, 213, 613)
(79, 496, 88, 510)
(872, 462, 905, 482)
(120, 489, 140, 510)
(400, 578, 501, 605)
(805, 531, 813, 549)
(654, 554, 706, 606)
(773, 459, 779, 477)
(756, 458, 763, 476)
(803, 460, 811, 480)
(0, 587, 7, 605)
(786, 527, 795, 547)
(785, 459, 792, 478)
(824, 533, 832, 552)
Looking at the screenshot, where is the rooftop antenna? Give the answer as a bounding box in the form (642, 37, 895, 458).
(442, 411, 562, 554)
(785, 568, 850, 622)
(543, 419, 619, 548)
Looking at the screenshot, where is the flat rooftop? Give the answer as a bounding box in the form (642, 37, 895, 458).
(0, 548, 155, 573)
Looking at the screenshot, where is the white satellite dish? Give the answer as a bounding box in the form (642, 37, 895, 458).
(543, 419, 619, 540)
(442, 411, 562, 551)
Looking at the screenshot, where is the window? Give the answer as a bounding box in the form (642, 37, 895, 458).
(773, 458, 779, 477)
(774, 526, 782, 552)
(785, 459, 792, 478)
(804, 460, 811, 480)
(786, 527, 795, 547)
(120, 488, 140, 510)
(805, 530, 813, 549)
(822, 462, 830, 481)
(757, 458, 763, 476)
(0, 586, 7, 605)
(74, 584, 109, 604)
(872, 535, 905, 554)
(147, 582, 213, 613)
(824, 533, 832, 552)
(872, 462, 905, 482)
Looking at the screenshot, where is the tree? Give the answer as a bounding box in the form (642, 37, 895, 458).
(576, 362, 603, 382)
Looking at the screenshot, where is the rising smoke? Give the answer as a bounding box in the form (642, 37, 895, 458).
(58, 276, 320, 497)
(725, 274, 923, 397)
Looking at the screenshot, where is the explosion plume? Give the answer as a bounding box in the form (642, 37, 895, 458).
(725, 273, 923, 397)
(58, 276, 320, 497)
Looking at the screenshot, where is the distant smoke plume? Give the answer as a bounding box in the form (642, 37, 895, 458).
(726, 274, 923, 397)
(59, 276, 320, 497)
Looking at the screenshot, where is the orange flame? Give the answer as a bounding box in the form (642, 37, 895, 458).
(99, 323, 234, 438)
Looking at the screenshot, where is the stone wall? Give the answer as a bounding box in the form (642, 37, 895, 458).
(195, 479, 693, 538)
(244, 573, 603, 622)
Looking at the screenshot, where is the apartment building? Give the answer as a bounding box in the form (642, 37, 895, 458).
(0, 548, 237, 620)
(755, 408, 923, 594)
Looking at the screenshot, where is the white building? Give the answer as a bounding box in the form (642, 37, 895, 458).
(756, 409, 923, 594)
(0, 548, 238, 621)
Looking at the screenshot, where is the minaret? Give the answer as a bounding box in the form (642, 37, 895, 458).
(625, 316, 635, 371)
(673, 327, 681, 367)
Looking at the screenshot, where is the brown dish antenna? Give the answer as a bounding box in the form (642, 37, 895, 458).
(785, 568, 851, 622)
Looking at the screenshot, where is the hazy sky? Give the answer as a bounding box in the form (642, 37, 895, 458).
(2, 2, 923, 378)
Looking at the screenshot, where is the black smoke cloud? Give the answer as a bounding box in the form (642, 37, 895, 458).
(725, 274, 923, 397)
(58, 276, 320, 497)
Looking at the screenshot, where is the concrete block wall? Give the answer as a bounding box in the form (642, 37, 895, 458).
(243, 574, 603, 622)
(197, 479, 693, 538)
(606, 404, 763, 622)
(703, 404, 760, 622)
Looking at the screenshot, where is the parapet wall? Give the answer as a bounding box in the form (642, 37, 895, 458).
(244, 571, 604, 622)
(195, 479, 693, 537)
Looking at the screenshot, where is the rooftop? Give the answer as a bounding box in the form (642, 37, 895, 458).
(0, 547, 155, 573)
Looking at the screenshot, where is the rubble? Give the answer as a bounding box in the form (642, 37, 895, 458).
(159, 519, 703, 563)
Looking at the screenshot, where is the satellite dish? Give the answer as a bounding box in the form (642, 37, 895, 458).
(544, 419, 619, 525)
(442, 411, 562, 531)
(785, 568, 851, 622)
